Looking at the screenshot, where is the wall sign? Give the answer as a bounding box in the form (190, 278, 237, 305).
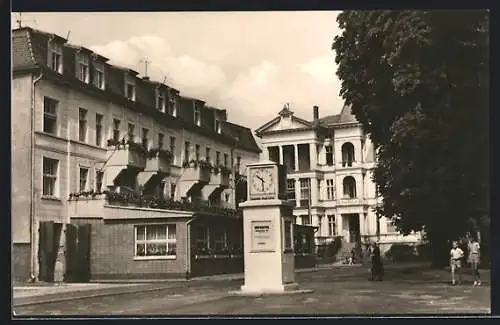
(251, 220, 275, 252)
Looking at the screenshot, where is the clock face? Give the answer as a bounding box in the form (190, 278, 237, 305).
(250, 167, 275, 196)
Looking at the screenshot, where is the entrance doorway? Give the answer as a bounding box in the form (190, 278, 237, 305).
(347, 214, 360, 243)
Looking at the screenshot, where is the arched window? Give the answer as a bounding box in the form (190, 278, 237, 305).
(343, 176, 356, 198)
(341, 142, 355, 167)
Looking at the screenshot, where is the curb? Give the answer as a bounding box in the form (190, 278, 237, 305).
(13, 283, 185, 307)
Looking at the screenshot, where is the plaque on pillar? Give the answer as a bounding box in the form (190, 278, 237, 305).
(231, 160, 313, 296)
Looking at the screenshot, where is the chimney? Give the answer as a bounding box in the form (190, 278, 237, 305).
(142, 76, 150, 81)
(313, 106, 319, 120)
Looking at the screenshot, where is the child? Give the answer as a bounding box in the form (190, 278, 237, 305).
(468, 237, 481, 286)
(450, 241, 464, 285)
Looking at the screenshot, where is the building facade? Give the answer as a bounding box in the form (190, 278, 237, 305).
(255, 104, 421, 254)
(12, 27, 261, 281)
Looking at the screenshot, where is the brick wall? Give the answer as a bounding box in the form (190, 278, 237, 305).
(72, 218, 188, 279)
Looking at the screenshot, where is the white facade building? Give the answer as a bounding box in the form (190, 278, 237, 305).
(255, 104, 421, 252)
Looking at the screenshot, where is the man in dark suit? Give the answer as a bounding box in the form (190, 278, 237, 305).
(370, 242, 384, 281)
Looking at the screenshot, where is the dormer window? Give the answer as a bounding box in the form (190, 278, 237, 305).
(168, 91, 177, 117)
(156, 89, 165, 113)
(194, 104, 201, 126)
(93, 61, 105, 90)
(48, 41, 63, 74)
(215, 118, 222, 134)
(76, 53, 89, 83)
(125, 77, 136, 101)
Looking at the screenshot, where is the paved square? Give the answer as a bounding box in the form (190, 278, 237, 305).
(14, 263, 490, 316)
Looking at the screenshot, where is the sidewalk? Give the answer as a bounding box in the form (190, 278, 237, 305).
(12, 265, 333, 307)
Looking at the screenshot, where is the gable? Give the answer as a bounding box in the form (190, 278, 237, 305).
(256, 115, 312, 135)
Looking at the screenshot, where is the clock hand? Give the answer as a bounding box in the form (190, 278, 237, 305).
(256, 175, 263, 182)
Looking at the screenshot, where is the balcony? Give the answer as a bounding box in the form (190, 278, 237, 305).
(104, 140, 147, 187)
(202, 166, 231, 201)
(67, 190, 242, 220)
(177, 160, 211, 199)
(138, 149, 173, 189)
(337, 197, 364, 206)
(338, 161, 360, 169)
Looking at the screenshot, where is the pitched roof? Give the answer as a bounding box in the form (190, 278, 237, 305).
(315, 104, 358, 127)
(12, 26, 261, 154)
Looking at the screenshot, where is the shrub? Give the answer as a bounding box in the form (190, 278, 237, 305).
(385, 243, 418, 262)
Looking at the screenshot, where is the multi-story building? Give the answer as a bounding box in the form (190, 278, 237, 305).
(12, 27, 261, 281)
(255, 104, 421, 254)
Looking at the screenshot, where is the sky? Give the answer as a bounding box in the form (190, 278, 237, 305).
(12, 12, 345, 131)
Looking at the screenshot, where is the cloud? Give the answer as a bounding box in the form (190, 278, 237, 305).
(90, 33, 344, 131)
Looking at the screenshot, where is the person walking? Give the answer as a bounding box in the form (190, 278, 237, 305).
(450, 240, 464, 285)
(370, 242, 384, 281)
(468, 237, 481, 286)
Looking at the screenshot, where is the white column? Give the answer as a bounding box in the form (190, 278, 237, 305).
(310, 178, 318, 206)
(262, 146, 270, 160)
(279, 146, 283, 165)
(295, 179, 301, 207)
(309, 143, 317, 169)
(294, 144, 299, 171)
(359, 213, 365, 240)
(336, 214, 343, 239)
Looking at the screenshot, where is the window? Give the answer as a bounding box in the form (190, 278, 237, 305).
(205, 147, 211, 162)
(343, 176, 356, 198)
(77, 54, 89, 83)
(301, 215, 311, 225)
(170, 183, 176, 200)
(95, 170, 104, 192)
(342, 142, 355, 167)
(326, 179, 335, 200)
(43, 97, 58, 135)
(213, 228, 227, 252)
(142, 128, 149, 149)
(299, 178, 311, 207)
(112, 119, 121, 142)
(79, 167, 89, 191)
(157, 90, 165, 112)
(215, 118, 221, 134)
(328, 215, 335, 236)
(168, 91, 177, 117)
(158, 133, 164, 149)
(135, 224, 177, 258)
(170, 137, 176, 163)
(225, 193, 230, 202)
(325, 145, 333, 166)
(95, 114, 103, 146)
(125, 78, 136, 101)
(195, 144, 200, 161)
(223, 153, 228, 167)
(184, 141, 190, 163)
(216, 151, 221, 166)
(48, 41, 63, 73)
(386, 219, 397, 233)
(195, 226, 210, 251)
(93, 61, 105, 90)
(78, 108, 88, 142)
(194, 105, 201, 126)
(42, 157, 58, 197)
(287, 179, 296, 203)
(127, 123, 135, 142)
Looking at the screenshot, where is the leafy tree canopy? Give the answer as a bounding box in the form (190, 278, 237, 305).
(332, 10, 489, 262)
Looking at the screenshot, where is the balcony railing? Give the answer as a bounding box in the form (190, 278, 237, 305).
(68, 190, 242, 218)
(337, 197, 364, 206)
(180, 160, 211, 183)
(106, 139, 147, 170)
(209, 166, 231, 187)
(145, 149, 172, 174)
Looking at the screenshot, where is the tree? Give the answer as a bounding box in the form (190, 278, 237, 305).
(332, 10, 489, 266)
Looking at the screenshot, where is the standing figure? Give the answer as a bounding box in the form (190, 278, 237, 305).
(450, 240, 464, 285)
(370, 242, 384, 281)
(468, 237, 481, 286)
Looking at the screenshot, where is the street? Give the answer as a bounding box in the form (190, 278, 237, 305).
(14, 264, 490, 316)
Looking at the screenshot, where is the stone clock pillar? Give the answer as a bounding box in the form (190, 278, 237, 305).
(236, 160, 311, 295)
